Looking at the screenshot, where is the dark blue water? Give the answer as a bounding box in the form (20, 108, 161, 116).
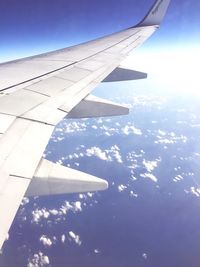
(1, 82, 200, 267)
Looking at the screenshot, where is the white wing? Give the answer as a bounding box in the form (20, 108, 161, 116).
(0, 0, 171, 249)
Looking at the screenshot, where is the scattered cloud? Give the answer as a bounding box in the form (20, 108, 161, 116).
(126, 150, 145, 170)
(21, 197, 29, 206)
(61, 234, 66, 243)
(118, 184, 127, 192)
(86, 145, 123, 163)
(157, 129, 167, 136)
(190, 187, 200, 197)
(32, 209, 50, 224)
(106, 145, 123, 163)
(130, 191, 138, 198)
(68, 231, 82, 246)
(121, 125, 142, 136)
(143, 159, 158, 172)
(58, 145, 114, 164)
(31, 201, 82, 224)
(155, 131, 188, 145)
(39, 235, 53, 247)
(173, 175, 184, 183)
(50, 121, 87, 143)
(61, 121, 87, 134)
(86, 147, 108, 161)
(142, 253, 148, 260)
(140, 158, 160, 183)
(91, 125, 98, 130)
(27, 252, 50, 267)
(141, 173, 158, 183)
(58, 201, 82, 215)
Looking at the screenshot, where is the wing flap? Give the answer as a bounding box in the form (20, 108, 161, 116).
(26, 159, 108, 196)
(103, 67, 147, 82)
(65, 94, 129, 118)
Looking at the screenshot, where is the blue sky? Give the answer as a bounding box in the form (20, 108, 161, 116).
(0, 0, 200, 62)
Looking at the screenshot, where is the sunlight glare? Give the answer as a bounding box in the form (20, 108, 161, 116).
(123, 46, 200, 96)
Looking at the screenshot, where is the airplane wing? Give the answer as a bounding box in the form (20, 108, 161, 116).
(0, 0, 171, 249)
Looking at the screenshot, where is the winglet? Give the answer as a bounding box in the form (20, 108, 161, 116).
(137, 0, 171, 27)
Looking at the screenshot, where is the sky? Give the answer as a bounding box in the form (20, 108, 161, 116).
(0, 0, 200, 63)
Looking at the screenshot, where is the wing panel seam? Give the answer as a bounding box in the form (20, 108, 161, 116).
(10, 174, 32, 180)
(0, 29, 143, 93)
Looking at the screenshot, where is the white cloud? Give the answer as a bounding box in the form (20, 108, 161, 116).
(73, 201, 82, 212)
(106, 145, 123, 164)
(91, 125, 98, 130)
(126, 150, 145, 170)
(62, 121, 87, 134)
(118, 184, 127, 192)
(27, 252, 50, 267)
(39, 235, 53, 247)
(97, 118, 103, 124)
(60, 201, 82, 214)
(85, 145, 123, 164)
(49, 209, 59, 216)
(126, 95, 167, 109)
(155, 138, 175, 144)
(130, 191, 138, 198)
(21, 197, 29, 206)
(61, 234, 66, 243)
(142, 253, 147, 260)
(105, 131, 112, 136)
(157, 130, 167, 136)
(140, 158, 160, 183)
(31, 201, 83, 224)
(68, 231, 82, 246)
(86, 147, 108, 161)
(50, 121, 87, 144)
(190, 187, 200, 197)
(79, 193, 87, 200)
(173, 175, 184, 182)
(94, 249, 100, 254)
(122, 125, 142, 136)
(141, 173, 158, 183)
(155, 131, 188, 145)
(143, 159, 158, 172)
(32, 209, 50, 224)
(87, 192, 94, 198)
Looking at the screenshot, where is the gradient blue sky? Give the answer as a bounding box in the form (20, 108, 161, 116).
(0, 0, 200, 62)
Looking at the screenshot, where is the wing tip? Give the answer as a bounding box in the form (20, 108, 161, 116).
(137, 0, 171, 27)
(98, 179, 109, 191)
